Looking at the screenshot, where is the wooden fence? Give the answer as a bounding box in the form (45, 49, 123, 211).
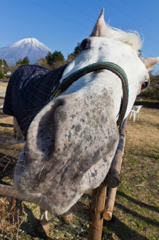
(0, 111, 127, 239)
(88, 118, 127, 239)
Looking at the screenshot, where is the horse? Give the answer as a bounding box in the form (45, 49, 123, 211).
(1, 8, 159, 236)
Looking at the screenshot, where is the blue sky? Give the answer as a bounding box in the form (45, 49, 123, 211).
(1, 0, 159, 71)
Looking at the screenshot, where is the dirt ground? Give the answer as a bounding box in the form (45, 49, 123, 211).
(0, 80, 159, 240)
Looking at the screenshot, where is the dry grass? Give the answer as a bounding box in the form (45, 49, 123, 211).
(0, 198, 27, 240)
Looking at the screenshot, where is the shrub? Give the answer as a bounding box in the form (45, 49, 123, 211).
(141, 87, 159, 100)
(140, 72, 159, 100)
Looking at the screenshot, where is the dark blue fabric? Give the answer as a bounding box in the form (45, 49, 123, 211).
(3, 64, 67, 137)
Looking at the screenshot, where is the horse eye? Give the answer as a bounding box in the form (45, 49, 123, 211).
(140, 80, 149, 91)
(80, 39, 91, 52)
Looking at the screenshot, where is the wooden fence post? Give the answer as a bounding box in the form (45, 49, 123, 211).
(88, 118, 127, 239)
(103, 187, 117, 221)
(88, 183, 107, 240)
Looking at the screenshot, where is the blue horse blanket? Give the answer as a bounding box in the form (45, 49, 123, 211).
(3, 64, 67, 137)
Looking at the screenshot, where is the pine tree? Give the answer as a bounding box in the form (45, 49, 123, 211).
(45, 51, 65, 69)
(46, 52, 53, 65)
(22, 56, 30, 65)
(52, 51, 64, 63)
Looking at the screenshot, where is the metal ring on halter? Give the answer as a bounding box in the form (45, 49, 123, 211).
(51, 62, 129, 130)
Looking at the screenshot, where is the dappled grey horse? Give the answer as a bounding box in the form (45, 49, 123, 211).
(1, 8, 159, 235)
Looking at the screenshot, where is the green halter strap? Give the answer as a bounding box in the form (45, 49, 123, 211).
(51, 62, 129, 129)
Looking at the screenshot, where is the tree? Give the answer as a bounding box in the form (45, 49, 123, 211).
(46, 51, 65, 69)
(66, 53, 76, 63)
(0, 58, 9, 74)
(16, 58, 23, 65)
(16, 56, 30, 66)
(66, 43, 80, 63)
(52, 51, 64, 63)
(46, 51, 64, 66)
(140, 72, 159, 100)
(0, 72, 5, 79)
(23, 56, 30, 65)
(36, 57, 49, 69)
(73, 44, 80, 55)
(46, 52, 53, 66)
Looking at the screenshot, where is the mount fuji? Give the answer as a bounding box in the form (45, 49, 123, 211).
(0, 38, 53, 65)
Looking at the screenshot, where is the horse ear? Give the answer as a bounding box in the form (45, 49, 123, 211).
(141, 57, 159, 72)
(90, 8, 108, 37)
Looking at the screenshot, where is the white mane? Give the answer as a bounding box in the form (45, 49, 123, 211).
(90, 9, 142, 52)
(103, 25, 142, 52)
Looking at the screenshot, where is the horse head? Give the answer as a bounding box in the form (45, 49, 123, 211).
(14, 9, 155, 215)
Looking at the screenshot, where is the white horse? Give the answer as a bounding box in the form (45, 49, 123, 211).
(1, 8, 159, 235)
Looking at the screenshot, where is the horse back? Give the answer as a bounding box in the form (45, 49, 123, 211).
(3, 64, 66, 137)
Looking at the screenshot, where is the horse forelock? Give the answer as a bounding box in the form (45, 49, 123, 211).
(90, 8, 142, 53)
(104, 25, 143, 52)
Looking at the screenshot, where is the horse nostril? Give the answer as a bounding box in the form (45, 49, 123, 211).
(140, 81, 149, 91)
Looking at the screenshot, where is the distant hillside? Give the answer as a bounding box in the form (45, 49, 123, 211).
(0, 38, 53, 65)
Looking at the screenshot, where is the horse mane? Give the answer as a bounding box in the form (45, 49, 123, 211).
(90, 9, 143, 53)
(105, 24, 143, 52)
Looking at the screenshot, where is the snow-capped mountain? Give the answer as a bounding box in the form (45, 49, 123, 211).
(0, 38, 53, 65)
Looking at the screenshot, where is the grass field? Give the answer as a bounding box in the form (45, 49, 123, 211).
(0, 96, 159, 240)
(103, 100, 159, 240)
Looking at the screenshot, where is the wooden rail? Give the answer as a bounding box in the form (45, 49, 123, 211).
(106, 118, 127, 188)
(0, 136, 25, 150)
